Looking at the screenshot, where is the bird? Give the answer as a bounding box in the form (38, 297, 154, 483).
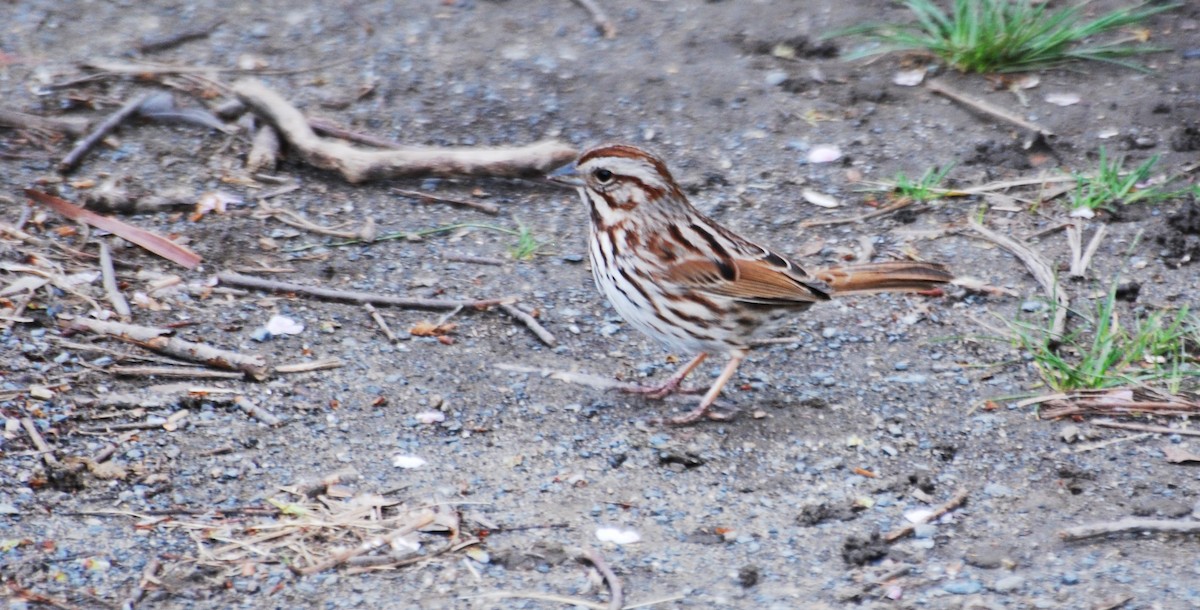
(551, 143, 953, 425)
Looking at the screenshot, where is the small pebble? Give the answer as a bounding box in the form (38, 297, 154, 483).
(943, 579, 982, 595)
(993, 575, 1025, 592)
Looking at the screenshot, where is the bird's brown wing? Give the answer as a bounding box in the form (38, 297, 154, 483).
(663, 253, 831, 307)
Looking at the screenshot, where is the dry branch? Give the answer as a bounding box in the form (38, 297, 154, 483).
(499, 303, 557, 347)
(59, 93, 152, 173)
(99, 243, 131, 318)
(232, 79, 576, 183)
(217, 271, 515, 311)
(0, 108, 89, 136)
(391, 188, 500, 215)
(246, 123, 280, 173)
(969, 218, 1068, 342)
(884, 488, 969, 542)
(68, 317, 270, 380)
(572, 547, 623, 610)
(1060, 518, 1200, 541)
(925, 79, 1053, 136)
(572, 0, 617, 38)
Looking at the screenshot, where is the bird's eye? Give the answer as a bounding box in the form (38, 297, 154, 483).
(593, 168, 614, 183)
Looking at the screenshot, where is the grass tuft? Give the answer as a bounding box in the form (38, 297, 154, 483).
(1008, 279, 1200, 392)
(1069, 148, 1170, 212)
(833, 0, 1177, 73)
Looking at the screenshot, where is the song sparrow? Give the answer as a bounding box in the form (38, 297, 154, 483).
(552, 144, 952, 425)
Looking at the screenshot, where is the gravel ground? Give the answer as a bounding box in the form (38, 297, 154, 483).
(2, 1, 1200, 609)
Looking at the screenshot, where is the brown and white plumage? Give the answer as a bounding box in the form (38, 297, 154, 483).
(559, 144, 952, 424)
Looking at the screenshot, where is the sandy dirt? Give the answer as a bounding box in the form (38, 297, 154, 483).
(2, 1, 1200, 609)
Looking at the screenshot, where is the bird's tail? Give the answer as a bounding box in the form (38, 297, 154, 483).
(815, 261, 953, 295)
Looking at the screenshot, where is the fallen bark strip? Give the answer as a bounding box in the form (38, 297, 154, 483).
(68, 317, 270, 380)
(0, 108, 90, 136)
(109, 365, 244, 379)
(969, 218, 1068, 343)
(59, 93, 152, 173)
(217, 271, 515, 311)
(925, 79, 1053, 137)
(246, 123, 280, 173)
(1060, 518, 1200, 541)
(233, 79, 576, 183)
(884, 488, 970, 542)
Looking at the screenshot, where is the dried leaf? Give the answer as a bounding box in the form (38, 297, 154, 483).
(25, 189, 201, 269)
(1164, 446, 1200, 464)
(410, 321, 457, 337)
(807, 145, 842, 164)
(1045, 92, 1081, 107)
(892, 69, 925, 87)
(802, 189, 841, 208)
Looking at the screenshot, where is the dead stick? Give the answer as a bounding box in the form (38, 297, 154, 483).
(499, 303, 557, 347)
(391, 188, 500, 215)
(60, 93, 152, 173)
(1092, 419, 1200, 438)
(99, 243, 132, 318)
(246, 124, 280, 173)
(295, 510, 437, 575)
(884, 488, 969, 542)
(364, 303, 397, 341)
(0, 108, 89, 136)
(308, 116, 403, 150)
(233, 395, 282, 426)
(1060, 518, 1200, 541)
(21, 417, 61, 468)
(572, 547, 624, 610)
(136, 20, 222, 54)
(67, 317, 270, 380)
(800, 198, 914, 228)
(233, 79, 576, 183)
(109, 365, 244, 379)
(572, 0, 617, 38)
(444, 254, 506, 266)
(275, 357, 344, 374)
(969, 218, 1068, 342)
(217, 271, 515, 311)
(925, 79, 1053, 136)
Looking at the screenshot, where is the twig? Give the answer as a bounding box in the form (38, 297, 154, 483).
(1072, 432, 1153, 454)
(290, 468, 360, 498)
(969, 218, 1068, 342)
(572, 0, 617, 38)
(307, 116, 404, 149)
(573, 547, 624, 610)
(119, 558, 161, 610)
(0, 108, 89, 136)
(109, 365, 244, 379)
(21, 417, 61, 469)
(390, 188, 500, 215)
(444, 254, 506, 266)
(59, 92, 152, 173)
(1091, 419, 1200, 438)
(233, 79, 576, 183)
(925, 79, 1053, 136)
(275, 357, 344, 374)
(884, 488, 969, 542)
(233, 395, 283, 426)
(1066, 220, 1108, 279)
(246, 124, 280, 173)
(98, 243, 132, 318)
(364, 303, 398, 342)
(1060, 518, 1200, 541)
(293, 509, 437, 575)
(217, 271, 516, 311)
(136, 20, 222, 54)
(254, 199, 375, 241)
(499, 303, 557, 347)
(67, 317, 270, 380)
(799, 198, 914, 228)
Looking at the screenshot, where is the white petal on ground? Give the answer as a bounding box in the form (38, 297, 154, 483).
(265, 314, 304, 336)
(892, 69, 925, 87)
(1045, 92, 1081, 106)
(807, 145, 842, 164)
(802, 189, 841, 208)
(392, 455, 428, 469)
(415, 411, 446, 424)
(905, 508, 935, 524)
(595, 527, 641, 545)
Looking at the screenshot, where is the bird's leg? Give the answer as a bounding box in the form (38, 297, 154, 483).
(655, 353, 745, 426)
(622, 353, 708, 399)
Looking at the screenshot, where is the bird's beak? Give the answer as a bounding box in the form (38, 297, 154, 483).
(545, 163, 585, 189)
